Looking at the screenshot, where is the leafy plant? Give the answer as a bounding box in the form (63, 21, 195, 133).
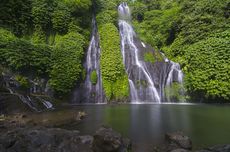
(90, 70, 98, 85)
(99, 23, 129, 100)
(131, 0, 230, 101)
(0, 28, 52, 75)
(49, 32, 85, 93)
(164, 82, 186, 102)
(185, 33, 230, 100)
(52, 1, 71, 34)
(0, 0, 32, 36)
(15, 75, 31, 90)
(144, 52, 155, 64)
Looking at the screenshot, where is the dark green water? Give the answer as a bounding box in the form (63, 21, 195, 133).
(33, 104, 230, 151)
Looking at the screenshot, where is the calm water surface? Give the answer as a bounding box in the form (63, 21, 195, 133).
(34, 104, 230, 151)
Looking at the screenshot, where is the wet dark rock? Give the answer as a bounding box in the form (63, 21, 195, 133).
(79, 135, 94, 145)
(93, 127, 131, 152)
(122, 137, 132, 150)
(171, 149, 190, 152)
(0, 124, 6, 129)
(0, 127, 93, 152)
(0, 125, 132, 152)
(0, 72, 54, 113)
(196, 145, 230, 152)
(0, 94, 31, 114)
(14, 113, 27, 119)
(165, 132, 192, 151)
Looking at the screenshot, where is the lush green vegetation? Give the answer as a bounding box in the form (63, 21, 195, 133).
(0, 28, 52, 76)
(144, 51, 164, 63)
(90, 70, 98, 85)
(0, 0, 229, 102)
(0, 0, 91, 96)
(99, 23, 129, 101)
(49, 32, 85, 93)
(165, 82, 186, 102)
(144, 52, 156, 64)
(95, 0, 129, 101)
(130, 0, 230, 101)
(185, 32, 230, 100)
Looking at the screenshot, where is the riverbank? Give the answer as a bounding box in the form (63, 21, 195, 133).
(0, 112, 131, 152)
(1, 109, 230, 152)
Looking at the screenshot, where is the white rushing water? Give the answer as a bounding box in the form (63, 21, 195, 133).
(4, 75, 53, 111)
(83, 16, 104, 103)
(118, 2, 184, 103)
(160, 52, 184, 85)
(118, 2, 161, 103)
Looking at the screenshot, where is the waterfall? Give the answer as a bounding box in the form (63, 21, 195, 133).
(118, 2, 160, 103)
(72, 16, 104, 103)
(118, 2, 184, 103)
(84, 16, 104, 103)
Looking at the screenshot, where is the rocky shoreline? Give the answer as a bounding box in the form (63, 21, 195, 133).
(0, 125, 131, 152)
(0, 114, 229, 152)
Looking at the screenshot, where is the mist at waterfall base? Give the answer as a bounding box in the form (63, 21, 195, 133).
(71, 2, 184, 104)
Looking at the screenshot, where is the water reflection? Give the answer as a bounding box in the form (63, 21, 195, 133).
(72, 104, 230, 150)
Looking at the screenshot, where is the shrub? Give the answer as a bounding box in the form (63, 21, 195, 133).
(0, 28, 52, 75)
(49, 32, 85, 93)
(165, 82, 186, 102)
(185, 32, 230, 100)
(52, 2, 71, 34)
(15, 75, 30, 90)
(99, 23, 129, 100)
(96, 10, 117, 25)
(90, 70, 98, 85)
(144, 52, 155, 63)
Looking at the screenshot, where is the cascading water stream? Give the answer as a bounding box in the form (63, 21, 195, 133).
(72, 16, 104, 103)
(118, 2, 184, 103)
(118, 3, 160, 103)
(2, 75, 53, 111)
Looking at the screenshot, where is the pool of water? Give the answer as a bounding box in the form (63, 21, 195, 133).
(32, 104, 230, 151)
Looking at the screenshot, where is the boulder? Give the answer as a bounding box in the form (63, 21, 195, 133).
(93, 127, 131, 152)
(0, 126, 132, 152)
(0, 127, 93, 152)
(196, 145, 230, 152)
(165, 132, 192, 151)
(171, 149, 190, 152)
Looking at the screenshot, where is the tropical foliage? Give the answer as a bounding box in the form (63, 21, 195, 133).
(0, 0, 229, 102)
(99, 23, 129, 101)
(49, 32, 85, 93)
(0, 0, 90, 96)
(131, 0, 230, 101)
(90, 70, 98, 85)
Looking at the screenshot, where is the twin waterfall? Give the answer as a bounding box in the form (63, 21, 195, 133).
(72, 2, 184, 103)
